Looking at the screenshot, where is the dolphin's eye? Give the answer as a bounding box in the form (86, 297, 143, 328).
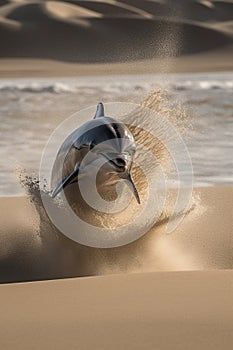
(89, 143, 95, 150)
(112, 157, 126, 168)
(108, 156, 127, 171)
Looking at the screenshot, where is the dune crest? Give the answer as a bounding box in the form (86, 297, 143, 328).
(0, 0, 232, 63)
(45, 1, 101, 19)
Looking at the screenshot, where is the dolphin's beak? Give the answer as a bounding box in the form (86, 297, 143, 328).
(102, 154, 140, 204)
(124, 172, 141, 204)
(52, 167, 79, 198)
(102, 153, 127, 172)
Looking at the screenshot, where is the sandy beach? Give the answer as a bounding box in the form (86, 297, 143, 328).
(0, 270, 233, 350)
(0, 0, 233, 348)
(0, 186, 232, 283)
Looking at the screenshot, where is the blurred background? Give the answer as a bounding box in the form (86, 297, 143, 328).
(0, 0, 232, 75)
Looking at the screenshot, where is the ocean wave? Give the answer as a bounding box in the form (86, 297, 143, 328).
(0, 82, 77, 93)
(173, 80, 233, 91)
(0, 82, 152, 94)
(0, 76, 232, 94)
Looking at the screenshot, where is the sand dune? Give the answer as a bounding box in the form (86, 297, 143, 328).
(122, 0, 233, 21)
(0, 0, 232, 64)
(0, 270, 232, 349)
(70, 0, 148, 17)
(45, 1, 101, 19)
(0, 186, 232, 284)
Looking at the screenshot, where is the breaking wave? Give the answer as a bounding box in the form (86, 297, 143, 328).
(0, 72, 232, 94)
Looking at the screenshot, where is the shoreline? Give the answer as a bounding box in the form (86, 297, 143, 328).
(0, 69, 233, 82)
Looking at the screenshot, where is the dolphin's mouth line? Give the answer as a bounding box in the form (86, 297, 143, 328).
(101, 153, 126, 172)
(109, 159, 125, 171)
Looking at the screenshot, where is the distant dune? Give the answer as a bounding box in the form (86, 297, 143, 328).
(0, 0, 232, 64)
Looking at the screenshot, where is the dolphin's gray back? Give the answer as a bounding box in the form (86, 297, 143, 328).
(55, 116, 134, 157)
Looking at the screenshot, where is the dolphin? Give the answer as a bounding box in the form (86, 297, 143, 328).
(51, 102, 140, 204)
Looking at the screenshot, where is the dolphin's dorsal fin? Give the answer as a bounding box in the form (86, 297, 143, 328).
(94, 102, 104, 119)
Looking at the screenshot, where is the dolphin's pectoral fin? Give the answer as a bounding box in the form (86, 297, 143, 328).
(94, 102, 105, 119)
(124, 172, 141, 204)
(52, 167, 80, 198)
